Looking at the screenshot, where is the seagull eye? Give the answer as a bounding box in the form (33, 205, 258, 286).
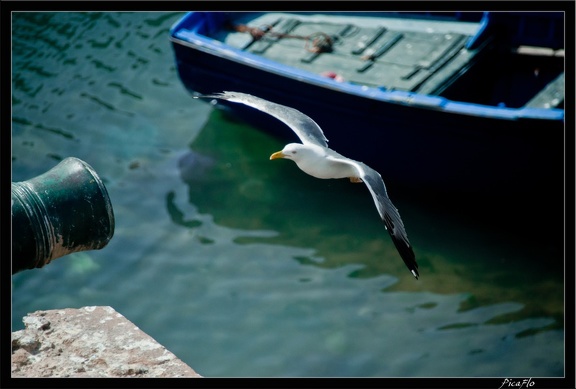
(291, 151, 297, 154)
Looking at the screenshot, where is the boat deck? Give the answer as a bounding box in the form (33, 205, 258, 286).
(212, 13, 482, 94)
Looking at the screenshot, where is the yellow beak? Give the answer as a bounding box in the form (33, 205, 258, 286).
(270, 151, 285, 160)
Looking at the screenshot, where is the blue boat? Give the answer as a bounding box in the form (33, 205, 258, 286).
(169, 12, 564, 196)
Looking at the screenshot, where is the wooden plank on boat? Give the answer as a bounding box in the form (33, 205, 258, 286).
(239, 18, 282, 51)
(413, 47, 477, 95)
(418, 33, 467, 69)
(250, 18, 301, 54)
(525, 72, 565, 108)
(356, 32, 404, 72)
(409, 34, 468, 92)
(351, 26, 387, 55)
(300, 24, 354, 64)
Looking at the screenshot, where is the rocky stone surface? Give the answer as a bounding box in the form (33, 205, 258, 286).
(11, 306, 202, 378)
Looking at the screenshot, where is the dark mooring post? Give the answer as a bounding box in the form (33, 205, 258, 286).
(11, 157, 115, 274)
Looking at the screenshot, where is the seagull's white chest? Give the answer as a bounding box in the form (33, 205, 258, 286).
(293, 145, 357, 180)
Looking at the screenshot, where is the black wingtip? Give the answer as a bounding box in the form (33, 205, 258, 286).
(389, 235, 419, 280)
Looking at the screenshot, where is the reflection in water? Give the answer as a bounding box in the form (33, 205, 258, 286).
(166, 191, 203, 229)
(177, 149, 215, 183)
(11, 12, 564, 378)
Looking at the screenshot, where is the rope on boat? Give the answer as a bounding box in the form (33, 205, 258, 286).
(230, 23, 334, 53)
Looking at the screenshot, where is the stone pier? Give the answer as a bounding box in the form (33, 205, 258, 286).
(11, 306, 202, 378)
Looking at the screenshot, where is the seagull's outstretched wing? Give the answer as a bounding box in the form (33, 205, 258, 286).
(195, 91, 329, 147)
(337, 158, 419, 279)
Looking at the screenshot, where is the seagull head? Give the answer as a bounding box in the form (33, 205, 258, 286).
(269, 143, 313, 162)
(269, 143, 340, 180)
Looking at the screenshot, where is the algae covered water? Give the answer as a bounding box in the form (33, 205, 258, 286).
(11, 12, 565, 378)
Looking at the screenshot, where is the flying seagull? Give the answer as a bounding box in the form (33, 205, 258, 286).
(194, 91, 419, 279)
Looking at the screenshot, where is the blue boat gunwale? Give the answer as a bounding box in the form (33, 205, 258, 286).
(170, 11, 564, 122)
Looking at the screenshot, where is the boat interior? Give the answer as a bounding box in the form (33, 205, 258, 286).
(207, 12, 564, 109)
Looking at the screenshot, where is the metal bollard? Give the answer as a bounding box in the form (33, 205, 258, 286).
(11, 157, 115, 274)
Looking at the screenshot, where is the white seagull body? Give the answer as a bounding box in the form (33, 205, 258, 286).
(195, 91, 419, 279)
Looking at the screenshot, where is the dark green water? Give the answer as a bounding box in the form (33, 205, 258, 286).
(11, 12, 564, 377)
